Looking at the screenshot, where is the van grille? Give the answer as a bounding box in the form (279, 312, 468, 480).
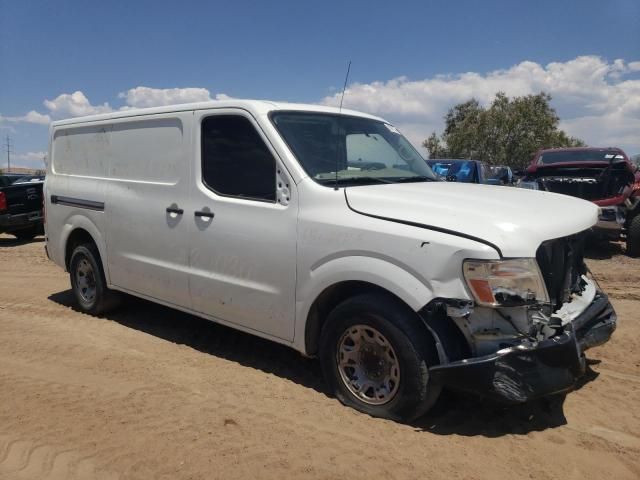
(535, 232, 588, 310)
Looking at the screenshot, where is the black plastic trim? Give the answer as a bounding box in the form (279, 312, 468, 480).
(343, 190, 503, 257)
(50, 195, 104, 211)
(194, 210, 214, 218)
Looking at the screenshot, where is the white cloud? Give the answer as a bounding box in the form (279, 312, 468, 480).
(43, 91, 112, 117)
(321, 55, 640, 155)
(0, 110, 51, 125)
(118, 86, 212, 108)
(561, 113, 640, 149)
(21, 110, 52, 125)
(5, 87, 229, 128)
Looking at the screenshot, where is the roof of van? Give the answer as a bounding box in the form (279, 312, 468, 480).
(50, 99, 386, 127)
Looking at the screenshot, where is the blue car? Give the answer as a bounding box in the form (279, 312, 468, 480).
(426, 159, 495, 184)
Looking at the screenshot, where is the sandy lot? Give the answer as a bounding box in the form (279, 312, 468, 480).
(0, 235, 639, 480)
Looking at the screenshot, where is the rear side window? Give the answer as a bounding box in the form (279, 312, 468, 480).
(201, 115, 276, 202)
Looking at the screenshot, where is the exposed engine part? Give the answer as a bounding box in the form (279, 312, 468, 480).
(444, 299, 474, 318)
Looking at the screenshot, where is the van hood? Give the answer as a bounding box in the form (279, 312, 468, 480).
(345, 182, 598, 257)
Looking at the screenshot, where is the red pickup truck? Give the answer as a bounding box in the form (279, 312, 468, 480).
(520, 147, 640, 255)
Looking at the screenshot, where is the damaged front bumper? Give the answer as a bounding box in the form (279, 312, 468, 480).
(428, 293, 616, 403)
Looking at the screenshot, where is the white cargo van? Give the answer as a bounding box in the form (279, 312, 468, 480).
(45, 100, 616, 420)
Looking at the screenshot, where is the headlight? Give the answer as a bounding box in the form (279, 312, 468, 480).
(463, 258, 549, 307)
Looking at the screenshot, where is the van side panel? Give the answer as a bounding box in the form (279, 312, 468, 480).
(46, 125, 112, 273)
(105, 114, 193, 308)
(52, 125, 111, 177)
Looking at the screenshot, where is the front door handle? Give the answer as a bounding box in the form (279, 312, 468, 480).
(194, 210, 214, 220)
(166, 206, 184, 215)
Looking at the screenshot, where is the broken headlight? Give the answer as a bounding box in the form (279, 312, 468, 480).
(463, 258, 549, 307)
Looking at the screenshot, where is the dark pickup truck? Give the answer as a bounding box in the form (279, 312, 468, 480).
(0, 174, 45, 240)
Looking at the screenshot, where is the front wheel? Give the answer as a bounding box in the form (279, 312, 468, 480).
(319, 293, 441, 421)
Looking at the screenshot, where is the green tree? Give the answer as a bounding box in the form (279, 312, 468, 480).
(423, 132, 449, 159)
(423, 92, 585, 168)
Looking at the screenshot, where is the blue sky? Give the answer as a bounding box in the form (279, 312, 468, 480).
(1, 0, 639, 168)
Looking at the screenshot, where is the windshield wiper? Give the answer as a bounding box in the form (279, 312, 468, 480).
(318, 176, 395, 186)
(393, 176, 436, 183)
(317, 176, 436, 186)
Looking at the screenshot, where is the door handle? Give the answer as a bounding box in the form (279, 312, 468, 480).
(194, 210, 214, 219)
(166, 206, 184, 215)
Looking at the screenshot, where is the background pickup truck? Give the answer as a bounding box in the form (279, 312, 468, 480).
(0, 174, 45, 240)
(519, 147, 640, 256)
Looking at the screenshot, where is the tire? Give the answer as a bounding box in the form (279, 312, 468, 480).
(69, 243, 119, 315)
(13, 226, 38, 240)
(627, 214, 640, 257)
(319, 293, 441, 422)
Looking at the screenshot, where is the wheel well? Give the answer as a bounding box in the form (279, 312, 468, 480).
(65, 228, 98, 271)
(304, 281, 431, 357)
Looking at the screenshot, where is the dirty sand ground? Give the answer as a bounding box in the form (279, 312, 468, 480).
(0, 235, 638, 479)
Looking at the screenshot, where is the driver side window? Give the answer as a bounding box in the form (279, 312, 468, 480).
(201, 115, 276, 202)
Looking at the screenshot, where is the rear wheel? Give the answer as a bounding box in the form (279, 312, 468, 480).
(319, 293, 440, 421)
(69, 244, 119, 315)
(627, 214, 640, 257)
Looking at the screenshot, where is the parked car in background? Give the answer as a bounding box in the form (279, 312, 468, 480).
(45, 100, 616, 421)
(489, 165, 515, 185)
(426, 159, 494, 184)
(0, 173, 44, 239)
(518, 147, 640, 255)
(12, 175, 45, 184)
(0, 173, 25, 186)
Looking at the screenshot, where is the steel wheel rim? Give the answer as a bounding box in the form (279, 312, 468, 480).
(76, 257, 97, 303)
(336, 324, 400, 405)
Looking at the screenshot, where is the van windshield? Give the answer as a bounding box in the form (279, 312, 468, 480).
(270, 112, 436, 186)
